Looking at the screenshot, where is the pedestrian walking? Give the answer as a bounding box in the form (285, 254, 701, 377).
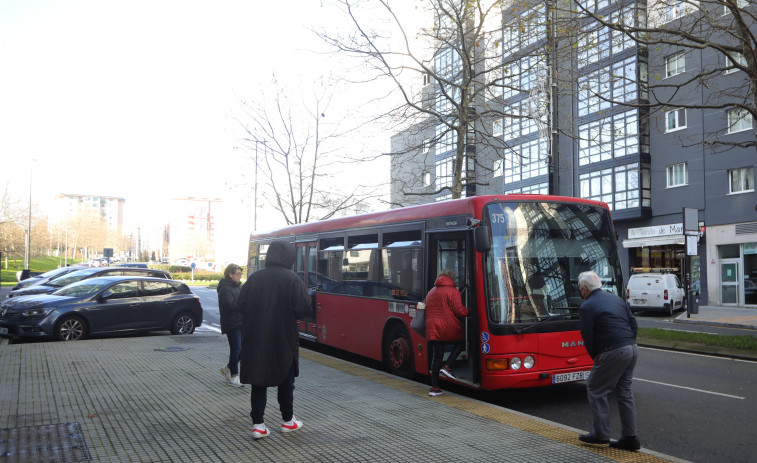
(424, 269, 469, 397)
(218, 263, 244, 388)
(237, 240, 310, 439)
(577, 270, 641, 451)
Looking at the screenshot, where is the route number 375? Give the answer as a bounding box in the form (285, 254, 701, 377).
(491, 213, 506, 224)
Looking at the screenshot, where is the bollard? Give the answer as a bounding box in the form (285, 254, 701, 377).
(687, 289, 699, 317)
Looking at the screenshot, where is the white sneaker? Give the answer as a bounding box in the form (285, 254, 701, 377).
(219, 366, 231, 381)
(281, 416, 303, 433)
(228, 375, 244, 388)
(252, 424, 270, 439)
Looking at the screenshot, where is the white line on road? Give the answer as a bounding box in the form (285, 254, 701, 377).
(199, 323, 222, 333)
(635, 378, 745, 400)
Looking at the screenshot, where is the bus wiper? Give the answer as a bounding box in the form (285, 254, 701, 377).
(516, 314, 576, 334)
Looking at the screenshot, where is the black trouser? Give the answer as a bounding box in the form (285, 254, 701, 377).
(250, 362, 296, 425)
(429, 340, 464, 389)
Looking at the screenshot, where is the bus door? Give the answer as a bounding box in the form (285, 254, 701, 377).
(425, 231, 479, 386)
(295, 242, 318, 340)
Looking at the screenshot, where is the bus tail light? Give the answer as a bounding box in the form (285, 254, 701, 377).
(486, 359, 509, 371)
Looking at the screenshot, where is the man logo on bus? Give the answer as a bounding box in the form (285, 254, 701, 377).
(562, 340, 585, 348)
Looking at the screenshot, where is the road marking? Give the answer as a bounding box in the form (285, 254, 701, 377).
(199, 323, 222, 333)
(639, 345, 757, 364)
(636, 378, 745, 400)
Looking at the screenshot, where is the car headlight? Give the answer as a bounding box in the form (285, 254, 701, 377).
(510, 356, 522, 370)
(21, 308, 53, 318)
(524, 355, 535, 369)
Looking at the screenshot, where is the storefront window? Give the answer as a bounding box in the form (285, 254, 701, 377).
(744, 243, 757, 305)
(719, 244, 740, 259)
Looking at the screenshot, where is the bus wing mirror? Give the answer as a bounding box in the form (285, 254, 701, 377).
(474, 226, 491, 253)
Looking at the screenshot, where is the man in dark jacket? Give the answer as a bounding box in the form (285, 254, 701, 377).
(237, 240, 310, 439)
(217, 263, 244, 387)
(578, 271, 641, 452)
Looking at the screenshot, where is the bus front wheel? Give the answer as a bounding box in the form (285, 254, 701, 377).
(386, 324, 414, 378)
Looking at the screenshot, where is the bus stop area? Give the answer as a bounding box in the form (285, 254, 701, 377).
(0, 333, 683, 463)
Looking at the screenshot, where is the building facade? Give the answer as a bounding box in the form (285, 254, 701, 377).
(389, 0, 757, 307)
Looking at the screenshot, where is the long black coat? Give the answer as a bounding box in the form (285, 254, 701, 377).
(216, 278, 242, 334)
(237, 241, 310, 386)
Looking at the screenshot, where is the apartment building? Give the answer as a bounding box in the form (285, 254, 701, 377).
(389, 0, 757, 307)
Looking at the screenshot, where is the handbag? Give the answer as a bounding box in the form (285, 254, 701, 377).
(410, 302, 426, 337)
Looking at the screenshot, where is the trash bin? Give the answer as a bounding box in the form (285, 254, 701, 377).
(687, 289, 699, 316)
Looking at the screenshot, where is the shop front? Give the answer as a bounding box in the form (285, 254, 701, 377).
(622, 222, 702, 296)
(707, 222, 757, 307)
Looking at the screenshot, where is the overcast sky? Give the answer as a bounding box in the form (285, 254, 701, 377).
(0, 0, 387, 232)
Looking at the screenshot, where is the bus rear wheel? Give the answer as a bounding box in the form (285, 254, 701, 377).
(386, 325, 414, 378)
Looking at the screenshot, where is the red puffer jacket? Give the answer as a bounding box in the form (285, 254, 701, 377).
(424, 275, 469, 341)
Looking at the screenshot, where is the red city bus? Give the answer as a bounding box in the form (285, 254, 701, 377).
(246, 195, 624, 390)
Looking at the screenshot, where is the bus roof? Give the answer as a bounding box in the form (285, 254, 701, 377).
(250, 194, 609, 240)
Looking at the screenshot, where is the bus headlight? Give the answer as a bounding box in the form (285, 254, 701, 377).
(524, 355, 535, 369)
(510, 356, 522, 370)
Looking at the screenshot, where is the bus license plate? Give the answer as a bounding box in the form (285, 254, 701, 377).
(552, 370, 590, 384)
(0, 327, 8, 335)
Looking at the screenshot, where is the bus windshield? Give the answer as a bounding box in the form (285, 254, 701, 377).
(483, 201, 623, 325)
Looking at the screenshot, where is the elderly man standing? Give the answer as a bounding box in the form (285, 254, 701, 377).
(577, 270, 641, 452)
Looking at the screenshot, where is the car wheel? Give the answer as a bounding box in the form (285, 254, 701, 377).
(171, 312, 196, 335)
(54, 315, 88, 341)
(385, 324, 414, 379)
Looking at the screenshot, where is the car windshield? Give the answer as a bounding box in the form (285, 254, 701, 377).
(37, 267, 72, 279)
(483, 201, 623, 325)
(47, 270, 95, 288)
(52, 279, 110, 297)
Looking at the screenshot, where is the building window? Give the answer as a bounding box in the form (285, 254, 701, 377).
(665, 0, 685, 22)
(579, 163, 640, 210)
(579, 110, 639, 166)
(493, 118, 503, 137)
(422, 172, 432, 187)
(724, 0, 749, 14)
(666, 52, 685, 77)
(727, 108, 753, 134)
(729, 167, 754, 194)
(666, 163, 688, 188)
(578, 57, 637, 117)
(504, 182, 548, 195)
(493, 159, 503, 177)
(725, 53, 747, 74)
(435, 156, 454, 190)
(503, 139, 548, 185)
(666, 108, 687, 132)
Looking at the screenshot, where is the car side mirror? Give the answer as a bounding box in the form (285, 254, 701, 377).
(99, 291, 113, 301)
(474, 225, 491, 252)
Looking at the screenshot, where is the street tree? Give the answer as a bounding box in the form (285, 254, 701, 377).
(319, 0, 571, 201)
(571, 0, 757, 153)
(233, 76, 379, 226)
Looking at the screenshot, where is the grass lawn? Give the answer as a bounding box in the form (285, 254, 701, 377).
(637, 327, 757, 358)
(1, 256, 82, 285)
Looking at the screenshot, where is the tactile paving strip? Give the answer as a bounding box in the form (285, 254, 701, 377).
(0, 422, 91, 463)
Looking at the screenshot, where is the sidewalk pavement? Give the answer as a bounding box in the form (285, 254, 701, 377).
(0, 333, 685, 463)
(675, 305, 757, 330)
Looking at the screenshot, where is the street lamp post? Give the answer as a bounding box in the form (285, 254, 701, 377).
(22, 159, 35, 279)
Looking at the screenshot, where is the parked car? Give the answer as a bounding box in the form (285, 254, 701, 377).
(11, 266, 86, 292)
(6, 267, 171, 299)
(0, 276, 202, 341)
(626, 273, 685, 316)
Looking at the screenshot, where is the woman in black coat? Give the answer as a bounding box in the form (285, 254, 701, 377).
(217, 263, 244, 387)
(237, 240, 310, 438)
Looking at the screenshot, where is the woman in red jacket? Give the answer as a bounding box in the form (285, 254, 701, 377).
(424, 270, 470, 396)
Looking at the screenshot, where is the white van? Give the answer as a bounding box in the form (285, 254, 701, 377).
(626, 273, 685, 316)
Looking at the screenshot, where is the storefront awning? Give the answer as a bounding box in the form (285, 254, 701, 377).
(622, 235, 686, 248)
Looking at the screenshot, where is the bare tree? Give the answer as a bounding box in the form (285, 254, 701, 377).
(571, 0, 757, 153)
(233, 76, 379, 226)
(318, 0, 571, 201)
